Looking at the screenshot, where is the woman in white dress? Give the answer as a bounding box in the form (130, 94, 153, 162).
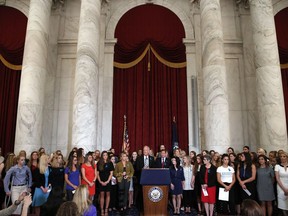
(275, 151, 288, 215)
(182, 156, 195, 214)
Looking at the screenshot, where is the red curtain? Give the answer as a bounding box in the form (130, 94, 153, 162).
(112, 5, 188, 154)
(275, 8, 288, 132)
(0, 6, 27, 155)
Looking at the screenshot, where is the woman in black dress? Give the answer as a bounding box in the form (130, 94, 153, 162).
(97, 151, 114, 216)
(170, 157, 185, 215)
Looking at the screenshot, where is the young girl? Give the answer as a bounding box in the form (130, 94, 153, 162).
(237, 152, 256, 201)
(73, 184, 96, 216)
(32, 154, 51, 216)
(64, 156, 80, 201)
(97, 151, 114, 216)
(257, 155, 275, 216)
(217, 154, 236, 215)
(81, 152, 97, 200)
(170, 157, 185, 215)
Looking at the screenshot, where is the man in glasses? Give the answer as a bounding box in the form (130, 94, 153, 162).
(4, 155, 32, 214)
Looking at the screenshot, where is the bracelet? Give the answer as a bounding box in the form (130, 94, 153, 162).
(14, 200, 21, 206)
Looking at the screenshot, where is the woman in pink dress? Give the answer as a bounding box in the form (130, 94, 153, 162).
(81, 152, 97, 199)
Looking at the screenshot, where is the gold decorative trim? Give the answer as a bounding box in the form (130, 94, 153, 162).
(281, 63, 288, 69)
(114, 45, 150, 69)
(150, 46, 186, 68)
(0, 54, 22, 70)
(114, 44, 186, 69)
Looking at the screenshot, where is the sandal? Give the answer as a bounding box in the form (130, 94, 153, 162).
(101, 209, 104, 216)
(104, 208, 108, 216)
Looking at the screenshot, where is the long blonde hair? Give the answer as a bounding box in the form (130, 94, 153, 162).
(5, 153, 16, 172)
(73, 185, 91, 215)
(183, 156, 192, 167)
(39, 154, 49, 174)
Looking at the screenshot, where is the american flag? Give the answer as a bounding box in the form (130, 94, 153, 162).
(122, 115, 130, 152)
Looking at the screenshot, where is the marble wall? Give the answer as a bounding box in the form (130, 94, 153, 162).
(9, 0, 288, 156)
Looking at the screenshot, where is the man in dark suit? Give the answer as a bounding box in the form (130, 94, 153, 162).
(135, 145, 155, 212)
(136, 145, 155, 171)
(154, 149, 171, 168)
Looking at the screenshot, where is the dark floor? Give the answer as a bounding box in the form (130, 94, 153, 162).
(99, 206, 198, 216)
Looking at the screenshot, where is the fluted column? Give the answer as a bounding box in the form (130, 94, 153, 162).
(200, 0, 230, 151)
(249, 0, 287, 151)
(14, 0, 52, 154)
(72, 0, 101, 152)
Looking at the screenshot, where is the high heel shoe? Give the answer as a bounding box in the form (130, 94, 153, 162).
(104, 208, 108, 216)
(101, 209, 104, 216)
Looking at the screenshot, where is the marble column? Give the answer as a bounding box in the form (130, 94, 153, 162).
(72, 0, 101, 153)
(200, 0, 230, 151)
(14, 0, 52, 154)
(249, 0, 287, 151)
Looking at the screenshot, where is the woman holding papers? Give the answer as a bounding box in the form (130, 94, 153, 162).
(257, 155, 275, 216)
(237, 152, 256, 202)
(217, 154, 236, 215)
(200, 154, 217, 216)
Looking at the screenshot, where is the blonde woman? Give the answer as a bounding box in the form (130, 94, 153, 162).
(275, 151, 288, 215)
(182, 156, 195, 214)
(73, 184, 96, 216)
(114, 152, 134, 213)
(49, 153, 65, 190)
(31, 154, 51, 216)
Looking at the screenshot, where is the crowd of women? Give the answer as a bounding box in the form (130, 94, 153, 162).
(0, 145, 287, 216)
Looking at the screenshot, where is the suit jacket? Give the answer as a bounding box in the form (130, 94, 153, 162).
(136, 155, 155, 170)
(154, 157, 171, 168)
(113, 161, 134, 183)
(135, 155, 155, 180)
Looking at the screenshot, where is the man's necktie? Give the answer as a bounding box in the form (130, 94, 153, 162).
(144, 156, 149, 168)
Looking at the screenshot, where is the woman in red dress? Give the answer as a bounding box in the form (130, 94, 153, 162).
(81, 152, 97, 199)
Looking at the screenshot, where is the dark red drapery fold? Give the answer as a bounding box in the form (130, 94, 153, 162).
(282, 69, 288, 129)
(0, 62, 21, 155)
(112, 5, 188, 154)
(275, 7, 288, 133)
(0, 6, 27, 155)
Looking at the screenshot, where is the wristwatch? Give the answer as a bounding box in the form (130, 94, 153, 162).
(14, 200, 21, 206)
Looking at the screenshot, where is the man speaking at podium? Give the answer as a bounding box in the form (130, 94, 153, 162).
(135, 146, 155, 212)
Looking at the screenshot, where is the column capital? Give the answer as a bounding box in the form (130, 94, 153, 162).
(190, 0, 200, 8)
(236, 0, 250, 9)
(52, 0, 65, 11)
(0, 0, 5, 6)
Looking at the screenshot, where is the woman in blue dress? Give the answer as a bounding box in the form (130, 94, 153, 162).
(170, 156, 185, 215)
(32, 154, 51, 216)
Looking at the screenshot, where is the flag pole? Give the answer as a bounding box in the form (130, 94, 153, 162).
(122, 115, 127, 152)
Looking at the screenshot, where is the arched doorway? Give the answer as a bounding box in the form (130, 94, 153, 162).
(111, 4, 189, 154)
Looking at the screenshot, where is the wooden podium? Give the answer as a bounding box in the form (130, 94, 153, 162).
(140, 168, 171, 216)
